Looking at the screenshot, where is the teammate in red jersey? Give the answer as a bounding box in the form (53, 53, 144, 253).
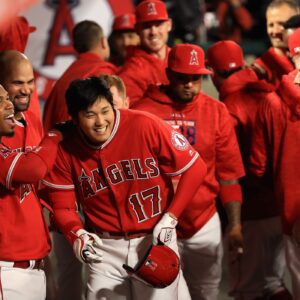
(117, 0, 172, 106)
(207, 40, 291, 300)
(250, 28, 300, 299)
(41, 76, 206, 300)
(109, 13, 140, 67)
(253, 0, 299, 88)
(132, 43, 245, 300)
(43, 20, 117, 132)
(0, 84, 63, 300)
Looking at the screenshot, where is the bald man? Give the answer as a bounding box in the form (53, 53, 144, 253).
(0, 50, 43, 152)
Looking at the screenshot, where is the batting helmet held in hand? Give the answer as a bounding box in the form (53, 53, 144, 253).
(123, 241, 180, 288)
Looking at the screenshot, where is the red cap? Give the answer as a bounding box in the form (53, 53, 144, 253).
(0, 16, 36, 52)
(113, 13, 136, 31)
(207, 40, 244, 71)
(136, 0, 168, 24)
(288, 28, 300, 57)
(168, 44, 212, 75)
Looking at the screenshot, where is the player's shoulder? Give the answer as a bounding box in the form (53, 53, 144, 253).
(199, 92, 227, 109)
(119, 108, 163, 127)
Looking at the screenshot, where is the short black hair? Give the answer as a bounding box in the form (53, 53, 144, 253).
(72, 20, 103, 53)
(284, 14, 300, 29)
(65, 76, 114, 118)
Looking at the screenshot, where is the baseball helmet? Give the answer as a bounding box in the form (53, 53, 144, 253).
(123, 241, 180, 288)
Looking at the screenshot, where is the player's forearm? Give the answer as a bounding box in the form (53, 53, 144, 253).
(167, 156, 207, 218)
(12, 131, 62, 183)
(224, 201, 242, 228)
(53, 208, 84, 244)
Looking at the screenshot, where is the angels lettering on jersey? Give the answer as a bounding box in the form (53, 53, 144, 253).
(78, 157, 159, 199)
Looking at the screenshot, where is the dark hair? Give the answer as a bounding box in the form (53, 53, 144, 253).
(65, 76, 114, 118)
(284, 14, 300, 29)
(72, 20, 103, 53)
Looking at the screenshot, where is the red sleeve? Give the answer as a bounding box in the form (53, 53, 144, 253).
(215, 104, 245, 181)
(167, 157, 207, 217)
(42, 144, 83, 243)
(3, 131, 61, 188)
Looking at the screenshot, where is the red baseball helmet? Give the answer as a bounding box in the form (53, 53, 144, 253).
(123, 242, 180, 288)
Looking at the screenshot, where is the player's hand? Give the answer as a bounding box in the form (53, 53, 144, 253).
(292, 218, 300, 247)
(152, 213, 178, 245)
(227, 224, 243, 264)
(51, 120, 73, 139)
(73, 229, 103, 264)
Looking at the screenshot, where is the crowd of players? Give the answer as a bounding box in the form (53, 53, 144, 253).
(1, 0, 300, 299)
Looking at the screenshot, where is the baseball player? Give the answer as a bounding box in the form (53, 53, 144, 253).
(41, 76, 207, 300)
(109, 13, 140, 67)
(132, 43, 245, 300)
(207, 40, 291, 300)
(49, 74, 129, 300)
(250, 27, 300, 299)
(117, 0, 172, 106)
(253, 0, 299, 88)
(0, 84, 63, 300)
(43, 20, 117, 132)
(0, 16, 42, 121)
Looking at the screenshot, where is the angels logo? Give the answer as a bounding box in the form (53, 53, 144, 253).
(23, 0, 115, 100)
(189, 49, 199, 66)
(0, 147, 12, 159)
(147, 2, 157, 15)
(20, 184, 33, 203)
(171, 131, 189, 151)
(145, 258, 158, 271)
(78, 169, 95, 199)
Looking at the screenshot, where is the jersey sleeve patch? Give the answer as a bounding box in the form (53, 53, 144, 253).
(171, 131, 189, 151)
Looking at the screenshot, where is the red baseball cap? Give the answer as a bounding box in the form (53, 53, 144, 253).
(113, 13, 136, 31)
(207, 40, 244, 71)
(288, 28, 300, 57)
(136, 0, 168, 24)
(168, 44, 212, 75)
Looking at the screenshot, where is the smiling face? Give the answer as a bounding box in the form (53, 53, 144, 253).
(0, 85, 15, 139)
(266, 4, 299, 51)
(2, 59, 34, 118)
(136, 19, 172, 58)
(77, 97, 115, 146)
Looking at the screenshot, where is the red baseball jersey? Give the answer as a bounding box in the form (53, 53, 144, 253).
(254, 47, 294, 88)
(117, 46, 170, 107)
(250, 69, 300, 235)
(0, 144, 51, 260)
(43, 53, 117, 132)
(133, 86, 245, 238)
(42, 109, 201, 239)
(218, 67, 279, 220)
(1, 110, 43, 152)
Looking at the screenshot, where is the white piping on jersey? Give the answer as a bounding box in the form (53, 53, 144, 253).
(6, 152, 23, 189)
(165, 152, 199, 177)
(100, 109, 120, 149)
(41, 179, 75, 190)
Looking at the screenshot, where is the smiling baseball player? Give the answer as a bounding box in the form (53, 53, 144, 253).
(41, 76, 207, 300)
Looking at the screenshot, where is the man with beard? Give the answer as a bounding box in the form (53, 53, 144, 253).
(0, 50, 43, 152)
(132, 43, 245, 300)
(253, 0, 299, 88)
(118, 0, 172, 106)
